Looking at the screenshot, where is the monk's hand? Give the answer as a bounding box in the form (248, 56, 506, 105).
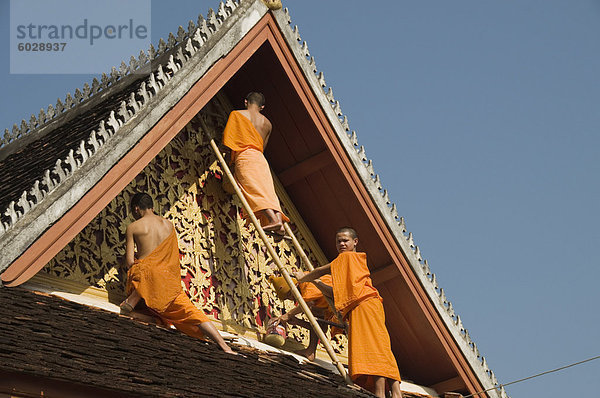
(269, 315, 286, 327)
(280, 312, 296, 326)
(293, 271, 305, 282)
(279, 313, 291, 324)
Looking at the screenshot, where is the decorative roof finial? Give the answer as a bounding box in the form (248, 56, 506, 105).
(262, 0, 282, 10)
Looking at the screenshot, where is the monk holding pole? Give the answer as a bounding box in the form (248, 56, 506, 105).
(120, 192, 234, 354)
(295, 227, 403, 398)
(222, 92, 289, 238)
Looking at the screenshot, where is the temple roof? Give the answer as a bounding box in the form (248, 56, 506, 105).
(0, 287, 378, 398)
(0, 1, 507, 397)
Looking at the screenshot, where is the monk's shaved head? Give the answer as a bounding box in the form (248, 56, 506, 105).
(336, 227, 358, 240)
(245, 92, 265, 107)
(130, 192, 153, 211)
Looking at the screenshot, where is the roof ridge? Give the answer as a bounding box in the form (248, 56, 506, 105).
(0, 0, 241, 238)
(0, 0, 240, 151)
(276, 7, 509, 398)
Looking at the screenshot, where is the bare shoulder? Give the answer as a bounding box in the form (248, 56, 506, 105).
(262, 114, 272, 131)
(257, 114, 272, 139)
(157, 217, 175, 241)
(127, 218, 143, 233)
(161, 217, 174, 231)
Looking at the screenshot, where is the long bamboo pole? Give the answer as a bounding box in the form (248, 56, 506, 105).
(202, 126, 352, 384)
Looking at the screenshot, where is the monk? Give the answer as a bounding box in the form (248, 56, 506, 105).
(295, 227, 403, 398)
(120, 192, 234, 354)
(269, 274, 344, 361)
(222, 92, 289, 237)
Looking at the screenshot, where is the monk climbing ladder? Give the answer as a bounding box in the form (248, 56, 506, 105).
(222, 92, 289, 238)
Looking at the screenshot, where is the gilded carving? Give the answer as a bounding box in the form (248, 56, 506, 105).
(43, 94, 347, 355)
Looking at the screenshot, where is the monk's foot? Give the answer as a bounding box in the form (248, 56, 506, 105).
(265, 230, 291, 243)
(263, 221, 283, 232)
(119, 300, 134, 315)
(214, 339, 238, 355)
(264, 223, 291, 243)
(221, 346, 246, 357)
(294, 348, 315, 361)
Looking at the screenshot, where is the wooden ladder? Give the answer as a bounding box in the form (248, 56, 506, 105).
(202, 124, 352, 385)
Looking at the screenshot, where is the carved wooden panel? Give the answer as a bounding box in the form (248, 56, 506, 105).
(43, 94, 347, 354)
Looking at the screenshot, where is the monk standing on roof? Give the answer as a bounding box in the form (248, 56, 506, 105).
(120, 192, 234, 354)
(222, 92, 289, 236)
(295, 227, 403, 398)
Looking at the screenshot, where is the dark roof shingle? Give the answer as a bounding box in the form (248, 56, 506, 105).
(0, 287, 376, 397)
(0, 76, 145, 219)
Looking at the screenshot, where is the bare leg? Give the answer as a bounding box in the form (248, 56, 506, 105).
(374, 377, 386, 398)
(295, 326, 318, 361)
(290, 317, 325, 362)
(197, 321, 236, 354)
(390, 380, 404, 398)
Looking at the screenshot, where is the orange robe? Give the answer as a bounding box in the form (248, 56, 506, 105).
(299, 274, 333, 312)
(222, 111, 289, 225)
(330, 251, 401, 386)
(299, 274, 343, 336)
(126, 229, 209, 340)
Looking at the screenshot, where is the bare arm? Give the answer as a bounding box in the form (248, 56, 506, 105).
(312, 279, 333, 299)
(125, 224, 136, 267)
(280, 304, 304, 323)
(270, 304, 303, 326)
(295, 264, 331, 283)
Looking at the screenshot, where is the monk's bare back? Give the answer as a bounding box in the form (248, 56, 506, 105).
(127, 215, 173, 261)
(238, 109, 272, 146)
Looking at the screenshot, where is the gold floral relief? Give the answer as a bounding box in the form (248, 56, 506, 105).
(42, 94, 347, 355)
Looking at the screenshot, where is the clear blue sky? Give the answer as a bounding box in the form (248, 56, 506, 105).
(1, 1, 599, 397)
